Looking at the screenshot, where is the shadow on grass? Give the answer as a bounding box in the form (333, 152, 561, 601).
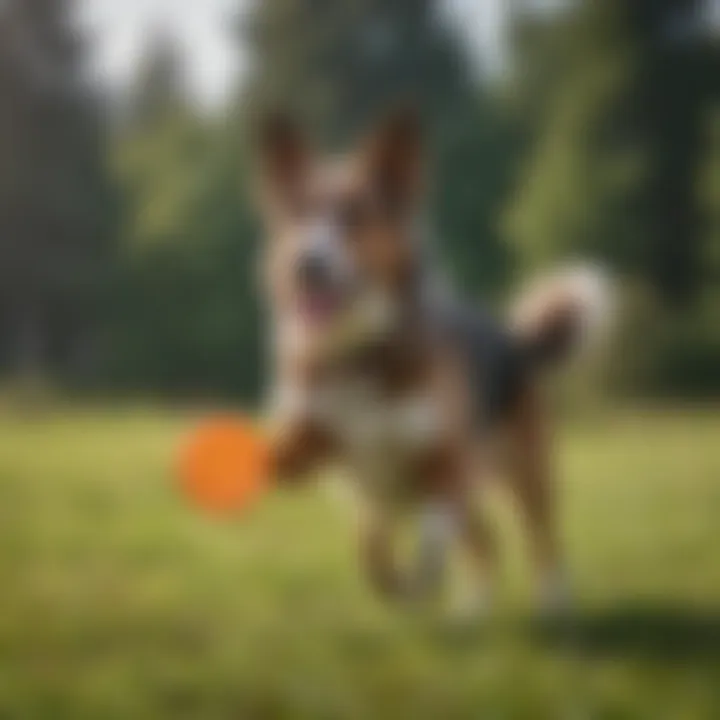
(535, 606, 720, 663)
(423, 606, 720, 665)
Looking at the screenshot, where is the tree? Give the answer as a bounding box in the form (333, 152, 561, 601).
(112, 37, 263, 401)
(244, 0, 472, 144)
(0, 0, 117, 378)
(117, 33, 204, 251)
(699, 107, 720, 293)
(505, 0, 717, 306)
(504, 1, 641, 273)
(126, 31, 189, 132)
(628, 0, 717, 306)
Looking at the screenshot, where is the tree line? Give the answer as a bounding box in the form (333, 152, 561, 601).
(0, 0, 718, 402)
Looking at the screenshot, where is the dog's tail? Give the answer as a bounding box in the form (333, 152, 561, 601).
(509, 263, 613, 369)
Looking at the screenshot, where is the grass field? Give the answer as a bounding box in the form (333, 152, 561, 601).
(0, 407, 718, 719)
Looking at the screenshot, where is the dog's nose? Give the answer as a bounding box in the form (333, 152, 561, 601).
(297, 252, 332, 289)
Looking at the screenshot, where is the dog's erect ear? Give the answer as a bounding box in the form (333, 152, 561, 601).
(255, 112, 309, 208)
(362, 106, 424, 213)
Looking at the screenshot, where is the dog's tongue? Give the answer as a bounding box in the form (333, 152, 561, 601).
(300, 291, 341, 325)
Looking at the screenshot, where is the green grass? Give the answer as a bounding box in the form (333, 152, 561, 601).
(0, 407, 719, 719)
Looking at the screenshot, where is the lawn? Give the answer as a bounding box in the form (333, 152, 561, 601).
(0, 407, 718, 719)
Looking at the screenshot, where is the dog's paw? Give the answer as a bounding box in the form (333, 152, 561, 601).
(536, 569, 573, 619)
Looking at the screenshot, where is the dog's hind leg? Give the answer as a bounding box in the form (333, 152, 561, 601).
(506, 383, 571, 614)
(451, 495, 498, 619)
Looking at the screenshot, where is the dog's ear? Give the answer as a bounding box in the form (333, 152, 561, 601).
(362, 106, 425, 214)
(255, 112, 309, 210)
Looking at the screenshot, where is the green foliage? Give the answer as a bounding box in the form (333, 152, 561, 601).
(504, 1, 641, 272)
(608, 284, 720, 399)
(503, 0, 719, 397)
(429, 94, 518, 298)
(106, 35, 264, 402)
(699, 106, 720, 287)
(2, 0, 718, 400)
(112, 118, 264, 401)
(506, 0, 716, 307)
(0, 0, 118, 377)
(630, 0, 715, 306)
(116, 114, 210, 251)
(244, 0, 473, 144)
(108, 0, 520, 401)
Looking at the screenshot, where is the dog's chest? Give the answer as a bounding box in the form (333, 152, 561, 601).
(323, 380, 437, 451)
(275, 377, 432, 488)
(318, 379, 441, 497)
(274, 371, 443, 496)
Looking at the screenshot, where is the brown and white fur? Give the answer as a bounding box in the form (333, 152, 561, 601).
(255, 110, 610, 614)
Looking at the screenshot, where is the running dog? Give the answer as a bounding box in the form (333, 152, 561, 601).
(255, 110, 610, 614)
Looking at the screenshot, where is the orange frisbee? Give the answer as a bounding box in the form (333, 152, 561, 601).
(178, 416, 272, 515)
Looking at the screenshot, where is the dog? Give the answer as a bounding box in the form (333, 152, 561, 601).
(254, 109, 610, 614)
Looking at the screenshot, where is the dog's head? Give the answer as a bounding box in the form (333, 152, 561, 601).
(256, 110, 425, 345)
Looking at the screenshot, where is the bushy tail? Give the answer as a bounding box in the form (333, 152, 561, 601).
(510, 264, 613, 369)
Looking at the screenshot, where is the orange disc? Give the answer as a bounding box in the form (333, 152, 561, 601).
(177, 416, 272, 515)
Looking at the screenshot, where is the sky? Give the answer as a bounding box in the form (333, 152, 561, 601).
(79, 0, 509, 109)
(66, 0, 720, 108)
(79, 0, 246, 108)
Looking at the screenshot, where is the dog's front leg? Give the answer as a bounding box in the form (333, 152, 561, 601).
(270, 418, 335, 485)
(413, 500, 457, 598)
(356, 448, 464, 604)
(357, 499, 457, 603)
(357, 503, 412, 601)
(417, 444, 497, 617)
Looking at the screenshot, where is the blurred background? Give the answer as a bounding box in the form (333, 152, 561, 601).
(0, 0, 717, 403)
(0, 1, 719, 718)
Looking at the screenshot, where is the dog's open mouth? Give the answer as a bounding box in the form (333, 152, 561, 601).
(297, 289, 345, 326)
